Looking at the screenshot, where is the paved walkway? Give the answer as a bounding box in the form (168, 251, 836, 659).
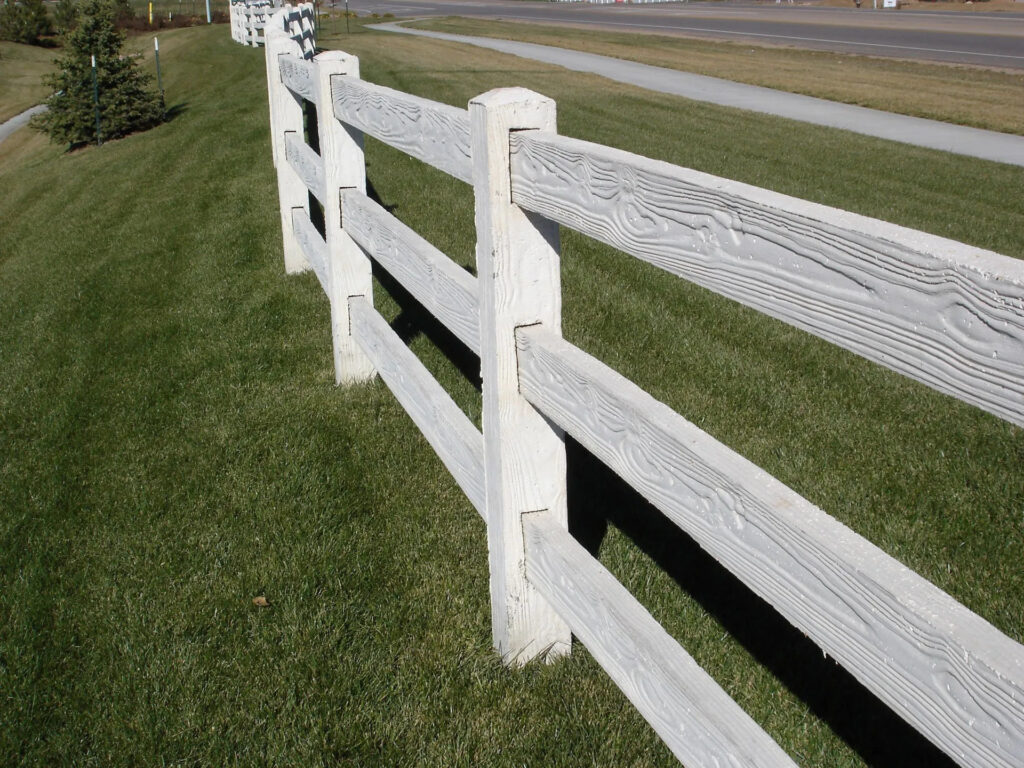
(372, 22, 1024, 168)
(0, 105, 47, 146)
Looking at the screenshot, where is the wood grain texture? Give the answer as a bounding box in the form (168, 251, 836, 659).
(284, 131, 326, 204)
(509, 132, 1024, 428)
(292, 208, 329, 295)
(523, 512, 798, 768)
(342, 189, 481, 354)
(515, 324, 1024, 768)
(279, 54, 318, 106)
(332, 78, 472, 184)
(470, 89, 570, 666)
(314, 52, 376, 385)
(349, 297, 485, 516)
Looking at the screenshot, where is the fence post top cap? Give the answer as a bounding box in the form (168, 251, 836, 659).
(315, 49, 357, 65)
(469, 87, 553, 110)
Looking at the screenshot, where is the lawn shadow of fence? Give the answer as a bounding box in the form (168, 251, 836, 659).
(366, 178, 481, 391)
(359, 177, 954, 768)
(565, 437, 957, 768)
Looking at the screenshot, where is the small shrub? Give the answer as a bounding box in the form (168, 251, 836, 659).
(0, 0, 55, 45)
(32, 0, 165, 146)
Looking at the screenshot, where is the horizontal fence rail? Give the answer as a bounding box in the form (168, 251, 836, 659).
(280, 55, 318, 105)
(508, 131, 1024, 428)
(523, 511, 798, 768)
(291, 208, 328, 292)
(332, 78, 473, 184)
(515, 324, 1024, 767)
(349, 296, 486, 516)
(262, 11, 1024, 766)
(284, 131, 325, 203)
(341, 190, 481, 354)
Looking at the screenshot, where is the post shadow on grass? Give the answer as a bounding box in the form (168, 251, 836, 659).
(361, 178, 481, 388)
(163, 102, 189, 122)
(353, 177, 950, 766)
(564, 437, 956, 768)
(351, 295, 954, 766)
(372, 263, 481, 391)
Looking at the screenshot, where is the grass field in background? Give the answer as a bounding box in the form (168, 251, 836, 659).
(411, 16, 1024, 136)
(2, 19, 1023, 767)
(0, 42, 57, 123)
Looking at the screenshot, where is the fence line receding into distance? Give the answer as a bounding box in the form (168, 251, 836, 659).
(231, 0, 311, 48)
(262, 7, 1024, 766)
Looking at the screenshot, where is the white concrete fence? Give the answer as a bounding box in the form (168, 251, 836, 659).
(264, 6, 1024, 765)
(231, 0, 313, 48)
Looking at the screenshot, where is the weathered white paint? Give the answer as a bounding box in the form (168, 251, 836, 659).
(284, 131, 326, 204)
(265, 24, 309, 273)
(509, 132, 1024, 428)
(523, 511, 798, 768)
(350, 296, 486, 515)
(315, 51, 376, 384)
(515, 324, 1024, 768)
(470, 88, 570, 665)
(341, 189, 481, 354)
(291, 208, 328, 294)
(332, 78, 472, 184)
(280, 55, 318, 106)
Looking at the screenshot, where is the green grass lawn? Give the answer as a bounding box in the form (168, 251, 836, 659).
(0, 41, 57, 123)
(1, 19, 1022, 767)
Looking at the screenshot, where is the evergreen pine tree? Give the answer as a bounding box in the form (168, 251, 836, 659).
(0, 0, 55, 45)
(32, 0, 164, 146)
(54, 0, 80, 35)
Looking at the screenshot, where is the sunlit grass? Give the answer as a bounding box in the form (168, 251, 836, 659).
(0, 41, 57, 123)
(1, 19, 1021, 767)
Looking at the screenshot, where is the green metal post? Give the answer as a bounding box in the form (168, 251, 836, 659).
(91, 54, 102, 146)
(154, 36, 165, 116)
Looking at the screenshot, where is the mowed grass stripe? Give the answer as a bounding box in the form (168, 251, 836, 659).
(0, 41, 56, 124)
(0, 20, 1021, 767)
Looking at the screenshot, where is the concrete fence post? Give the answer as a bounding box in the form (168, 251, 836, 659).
(469, 88, 571, 666)
(315, 50, 376, 385)
(265, 21, 310, 274)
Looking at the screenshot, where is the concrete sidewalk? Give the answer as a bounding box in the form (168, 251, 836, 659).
(372, 22, 1024, 168)
(0, 105, 47, 146)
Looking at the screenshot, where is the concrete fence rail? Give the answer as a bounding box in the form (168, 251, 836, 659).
(231, 0, 313, 48)
(263, 6, 1024, 765)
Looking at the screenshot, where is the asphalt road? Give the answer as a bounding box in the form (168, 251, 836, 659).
(344, 0, 1024, 69)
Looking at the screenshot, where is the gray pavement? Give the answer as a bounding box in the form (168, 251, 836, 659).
(373, 22, 1024, 168)
(351, 0, 1024, 69)
(0, 105, 47, 146)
